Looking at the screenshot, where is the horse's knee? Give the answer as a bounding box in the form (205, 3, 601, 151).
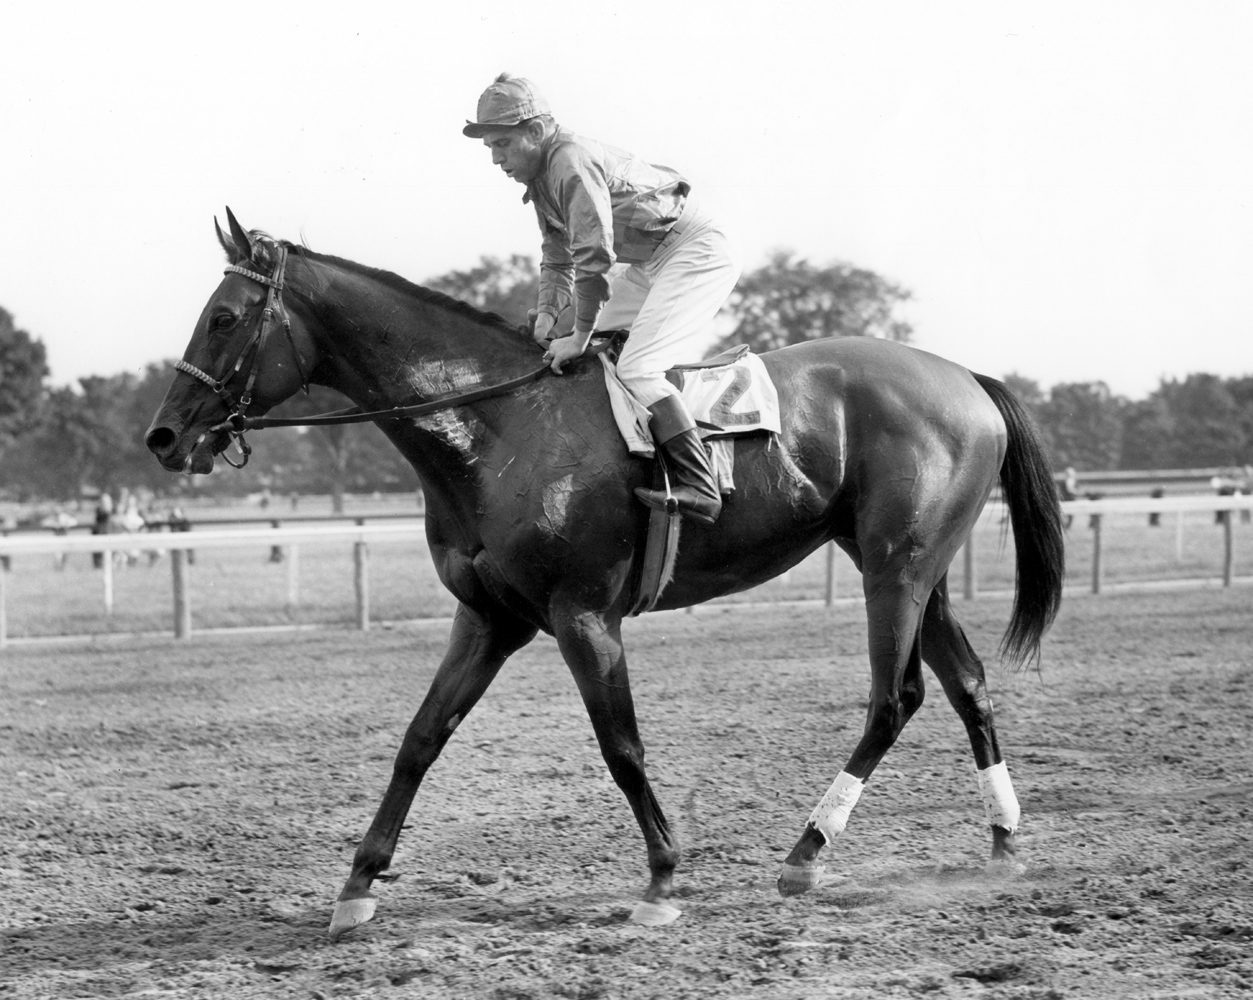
(599, 739, 647, 790)
(863, 695, 912, 747)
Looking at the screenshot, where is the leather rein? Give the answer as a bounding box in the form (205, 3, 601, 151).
(178, 247, 561, 468)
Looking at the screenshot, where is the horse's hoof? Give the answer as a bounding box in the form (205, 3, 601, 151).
(629, 899, 682, 926)
(328, 896, 377, 940)
(777, 862, 825, 897)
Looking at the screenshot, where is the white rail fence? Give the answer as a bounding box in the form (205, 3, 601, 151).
(0, 523, 420, 647)
(0, 495, 1250, 646)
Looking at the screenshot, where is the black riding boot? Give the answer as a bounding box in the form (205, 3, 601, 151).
(633, 395, 722, 525)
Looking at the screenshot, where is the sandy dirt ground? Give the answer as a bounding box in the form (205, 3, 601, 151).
(2, 586, 1251, 998)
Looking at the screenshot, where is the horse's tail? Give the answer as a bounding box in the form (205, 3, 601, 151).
(972, 372, 1066, 668)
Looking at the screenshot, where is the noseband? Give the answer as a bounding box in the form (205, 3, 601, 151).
(175, 245, 308, 468)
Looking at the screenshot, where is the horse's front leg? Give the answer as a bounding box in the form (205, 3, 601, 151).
(329, 602, 536, 940)
(553, 606, 682, 926)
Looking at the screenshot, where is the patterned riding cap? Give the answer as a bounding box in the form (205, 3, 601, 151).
(462, 73, 551, 137)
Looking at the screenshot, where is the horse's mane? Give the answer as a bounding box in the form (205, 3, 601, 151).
(240, 232, 525, 336)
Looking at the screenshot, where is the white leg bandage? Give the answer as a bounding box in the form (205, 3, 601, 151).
(807, 771, 864, 845)
(977, 761, 1021, 833)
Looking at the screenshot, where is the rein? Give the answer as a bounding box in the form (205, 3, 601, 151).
(221, 361, 555, 431)
(184, 246, 613, 460)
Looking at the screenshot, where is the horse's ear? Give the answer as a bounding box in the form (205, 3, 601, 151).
(214, 216, 239, 263)
(224, 206, 254, 263)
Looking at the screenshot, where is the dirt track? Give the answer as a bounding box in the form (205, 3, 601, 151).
(2, 587, 1251, 998)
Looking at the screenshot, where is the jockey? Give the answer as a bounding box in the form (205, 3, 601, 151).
(463, 73, 742, 526)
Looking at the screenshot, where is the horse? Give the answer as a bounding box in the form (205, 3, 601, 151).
(146, 210, 1065, 940)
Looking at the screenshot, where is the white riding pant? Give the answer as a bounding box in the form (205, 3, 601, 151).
(594, 195, 743, 408)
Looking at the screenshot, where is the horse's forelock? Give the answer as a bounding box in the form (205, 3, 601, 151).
(246, 231, 277, 269)
(218, 229, 280, 269)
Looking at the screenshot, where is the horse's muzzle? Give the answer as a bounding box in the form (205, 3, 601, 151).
(146, 422, 218, 475)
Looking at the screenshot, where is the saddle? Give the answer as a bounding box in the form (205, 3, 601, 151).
(591, 333, 782, 616)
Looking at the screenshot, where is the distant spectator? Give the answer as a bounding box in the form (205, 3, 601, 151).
(42, 509, 78, 571)
(1149, 487, 1164, 527)
(1211, 470, 1241, 525)
(1058, 467, 1077, 529)
(92, 493, 114, 569)
(1059, 467, 1078, 502)
(1, 513, 15, 572)
(169, 507, 194, 565)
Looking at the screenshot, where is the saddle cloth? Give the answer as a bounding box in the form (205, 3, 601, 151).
(600, 349, 781, 493)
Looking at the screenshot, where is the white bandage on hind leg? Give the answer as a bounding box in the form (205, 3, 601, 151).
(807, 771, 864, 845)
(977, 761, 1021, 833)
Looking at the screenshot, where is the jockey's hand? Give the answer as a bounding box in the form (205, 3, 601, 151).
(530, 309, 556, 346)
(542, 332, 590, 374)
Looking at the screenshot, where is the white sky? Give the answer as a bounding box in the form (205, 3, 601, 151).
(2, 1, 1250, 400)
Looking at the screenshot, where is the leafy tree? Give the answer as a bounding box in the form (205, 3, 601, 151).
(426, 254, 539, 328)
(1158, 375, 1246, 468)
(1001, 373, 1046, 415)
(721, 250, 912, 352)
(1119, 394, 1176, 470)
(0, 307, 50, 444)
(1, 387, 90, 500)
(266, 386, 418, 511)
(1038, 382, 1125, 472)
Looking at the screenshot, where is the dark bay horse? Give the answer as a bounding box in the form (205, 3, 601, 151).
(146, 212, 1064, 939)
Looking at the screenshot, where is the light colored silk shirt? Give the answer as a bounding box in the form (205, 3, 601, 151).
(524, 127, 689, 333)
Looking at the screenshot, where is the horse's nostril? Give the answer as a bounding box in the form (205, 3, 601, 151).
(146, 426, 177, 456)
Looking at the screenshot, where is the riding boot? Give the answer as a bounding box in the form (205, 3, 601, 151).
(633, 395, 722, 525)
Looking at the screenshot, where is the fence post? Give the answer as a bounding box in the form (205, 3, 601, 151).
(172, 549, 191, 639)
(0, 563, 7, 649)
(1222, 510, 1234, 587)
(963, 533, 977, 601)
(286, 544, 300, 608)
(1091, 513, 1103, 594)
(824, 541, 837, 607)
(354, 540, 370, 630)
(103, 550, 114, 616)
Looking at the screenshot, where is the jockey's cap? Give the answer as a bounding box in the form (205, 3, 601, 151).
(463, 73, 551, 137)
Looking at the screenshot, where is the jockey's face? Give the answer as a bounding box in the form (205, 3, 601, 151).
(481, 124, 545, 185)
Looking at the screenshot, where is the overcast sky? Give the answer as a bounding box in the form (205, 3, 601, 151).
(3, 1, 1250, 400)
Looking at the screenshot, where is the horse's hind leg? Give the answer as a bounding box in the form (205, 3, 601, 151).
(329, 603, 537, 940)
(921, 576, 1022, 867)
(779, 578, 929, 895)
(552, 607, 681, 926)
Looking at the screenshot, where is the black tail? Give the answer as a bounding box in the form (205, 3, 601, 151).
(972, 373, 1066, 667)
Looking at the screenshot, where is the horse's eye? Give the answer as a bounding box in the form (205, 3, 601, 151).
(212, 314, 236, 331)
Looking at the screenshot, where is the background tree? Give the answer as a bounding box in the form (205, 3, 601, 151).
(1119, 394, 1176, 470)
(0, 307, 50, 445)
(1157, 375, 1247, 468)
(426, 254, 540, 328)
(265, 386, 418, 512)
(720, 250, 913, 352)
(1037, 382, 1125, 472)
(1226, 375, 1253, 452)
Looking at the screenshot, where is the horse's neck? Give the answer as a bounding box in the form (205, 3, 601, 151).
(304, 260, 534, 512)
(308, 264, 531, 403)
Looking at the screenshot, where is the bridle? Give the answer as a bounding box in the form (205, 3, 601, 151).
(175, 244, 308, 468)
(175, 243, 616, 470)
